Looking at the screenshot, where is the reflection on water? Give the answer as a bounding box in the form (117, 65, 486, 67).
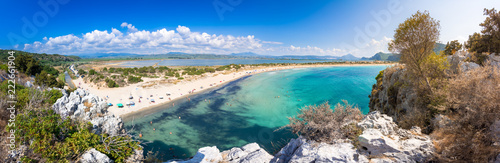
(124, 66, 388, 160)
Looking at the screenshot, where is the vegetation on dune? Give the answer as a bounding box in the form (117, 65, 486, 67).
(127, 75, 143, 84)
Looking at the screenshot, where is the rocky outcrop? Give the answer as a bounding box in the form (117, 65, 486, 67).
(273, 137, 367, 163)
(52, 89, 142, 162)
(170, 111, 433, 163)
(167, 143, 273, 163)
(78, 148, 113, 163)
(357, 111, 434, 162)
(52, 89, 124, 136)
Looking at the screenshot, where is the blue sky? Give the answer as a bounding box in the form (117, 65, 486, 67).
(1, 0, 499, 57)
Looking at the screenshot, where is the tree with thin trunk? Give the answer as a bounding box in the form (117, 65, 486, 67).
(388, 10, 440, 92)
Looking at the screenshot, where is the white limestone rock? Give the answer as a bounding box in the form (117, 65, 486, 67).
(79, 148, 113, 163)
(460, 61, 480, 72)
(169, 146, 222, 163)
(357, 111, 434, 162)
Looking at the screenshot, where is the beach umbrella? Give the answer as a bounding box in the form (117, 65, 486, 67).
(151, 99, 155, 102)
(117, 103, 124, 107)
(129, 101, 135, 105)
(166, 92, 171, 96)
(129, 96, 133, 99)
(159, 96, 164, 99)
(107, 103, 113, 106)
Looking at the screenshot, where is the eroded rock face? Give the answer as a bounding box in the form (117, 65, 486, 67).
(52, 89, 124, 136)
(357, 111, 434, 162)
(368, 65, 417, 123)
(78, 148, 113, 163)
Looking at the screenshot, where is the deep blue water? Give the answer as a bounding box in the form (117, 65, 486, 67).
(123, 65, 388, 160)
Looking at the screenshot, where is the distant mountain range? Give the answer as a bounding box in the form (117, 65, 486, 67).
(52, 42, 448, 61)
(361, 52, 400, 61)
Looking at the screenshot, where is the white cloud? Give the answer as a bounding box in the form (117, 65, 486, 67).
(23, 24, 264, 55)
(22, 22, 391, 57)
(120, 22, 138, 33)
(262, 41, 283, 45)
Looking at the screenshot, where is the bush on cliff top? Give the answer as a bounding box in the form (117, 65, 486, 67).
(285, 101, 363, 143)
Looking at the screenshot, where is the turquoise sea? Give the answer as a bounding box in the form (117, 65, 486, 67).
(123, 65, 388, 160)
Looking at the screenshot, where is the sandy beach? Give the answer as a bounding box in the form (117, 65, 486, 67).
(73, 63, 394, 118)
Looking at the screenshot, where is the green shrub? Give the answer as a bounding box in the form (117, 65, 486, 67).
(127, 75, 143, 84)
(375, 70, 384, 81)
(45, 89, 63, 105)
(88, 69, 97, 75)
(105, 78, 119, 88)
(8, 108, 141, 162)
(284, 101, 363, 143)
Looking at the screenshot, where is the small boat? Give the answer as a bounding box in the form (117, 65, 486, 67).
(117, 103, 124, 108)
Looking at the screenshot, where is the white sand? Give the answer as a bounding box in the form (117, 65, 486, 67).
(73, 63, 394, 117)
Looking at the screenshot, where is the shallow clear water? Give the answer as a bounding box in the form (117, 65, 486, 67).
(124, 66, 388, 160)
(112, 59, 331, 67)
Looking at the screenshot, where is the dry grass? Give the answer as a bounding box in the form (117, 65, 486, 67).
(284, 100, 363, 143)
(83, 101, 93, 112)
(433, 63, 500, 162)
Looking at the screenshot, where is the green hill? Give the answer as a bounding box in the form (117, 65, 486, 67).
(0, 50, 80, 66)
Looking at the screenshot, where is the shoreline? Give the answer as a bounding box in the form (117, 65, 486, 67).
(73, 63, 395, 119)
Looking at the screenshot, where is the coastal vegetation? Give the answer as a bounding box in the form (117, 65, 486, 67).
(0, 51, 141, 162)
(369, 8, 500, 162)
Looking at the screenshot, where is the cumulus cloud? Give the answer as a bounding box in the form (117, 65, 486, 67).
(120, 22, 138, 33)
(22, 22, 392, 57)
(23, 24, 263, 55)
